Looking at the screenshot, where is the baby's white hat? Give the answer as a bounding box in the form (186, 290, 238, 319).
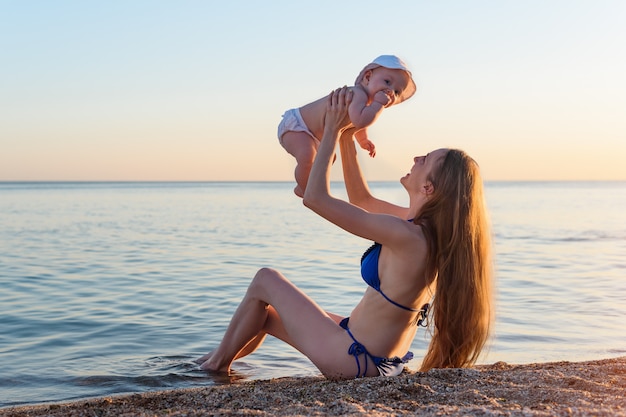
(355, 55, 417, 103)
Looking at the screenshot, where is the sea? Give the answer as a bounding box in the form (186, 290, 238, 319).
(1, 181, 624, 408)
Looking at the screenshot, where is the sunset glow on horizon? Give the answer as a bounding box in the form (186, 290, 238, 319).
(2, 1, 625, 182)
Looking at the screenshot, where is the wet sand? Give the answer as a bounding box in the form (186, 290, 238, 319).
(2, 356, 624, 416)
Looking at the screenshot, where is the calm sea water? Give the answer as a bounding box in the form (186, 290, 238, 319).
(1, 181, 624, 408)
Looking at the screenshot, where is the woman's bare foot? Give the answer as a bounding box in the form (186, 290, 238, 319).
(195, 351, 230, 373)
(199, 358, 230, 373)
(194, 352, 213, 365)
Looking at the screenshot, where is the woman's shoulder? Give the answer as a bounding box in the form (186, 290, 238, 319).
(402, 220, 428, 251)
(379, 216, 427, 252)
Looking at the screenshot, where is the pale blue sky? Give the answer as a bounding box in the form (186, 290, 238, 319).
(1, 1, 625, 181)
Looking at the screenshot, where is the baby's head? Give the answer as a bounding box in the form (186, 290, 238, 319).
(355, 55, 417, 105)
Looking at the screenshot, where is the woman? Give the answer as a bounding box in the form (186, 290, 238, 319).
(196, 88, 493, 379)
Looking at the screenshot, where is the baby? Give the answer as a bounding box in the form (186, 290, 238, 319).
(278, 55, 416, 197)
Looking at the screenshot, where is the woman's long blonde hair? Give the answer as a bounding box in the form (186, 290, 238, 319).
(415, 149, 493, 371)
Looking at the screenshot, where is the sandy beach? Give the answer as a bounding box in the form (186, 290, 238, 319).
(2, 356, 624, 417)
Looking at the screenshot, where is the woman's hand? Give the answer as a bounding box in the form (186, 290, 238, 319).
(324, 86, 353, 134)
(303, 87, 354, 206)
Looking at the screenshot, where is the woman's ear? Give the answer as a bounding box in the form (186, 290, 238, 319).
(423, 181, 434, 196)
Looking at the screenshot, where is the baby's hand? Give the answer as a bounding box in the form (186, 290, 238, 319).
(373, 90, 392, 107)
(357, 138, 376, 158)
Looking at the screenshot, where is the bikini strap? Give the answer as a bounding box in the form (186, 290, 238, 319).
(340, 318, 369, 378)
(379, 291, 421, 312)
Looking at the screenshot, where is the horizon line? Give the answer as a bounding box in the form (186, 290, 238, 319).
(1, 179, 625, 184)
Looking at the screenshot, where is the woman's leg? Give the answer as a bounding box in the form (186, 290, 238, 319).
(195, 308, 344, 364)
(195, 332, 268, 365)
(198, 267, 358, 379)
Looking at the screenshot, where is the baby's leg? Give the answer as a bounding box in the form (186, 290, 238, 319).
(280, 132, 319, 197)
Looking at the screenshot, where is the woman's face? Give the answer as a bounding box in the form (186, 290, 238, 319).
(401, 148, 448, 193)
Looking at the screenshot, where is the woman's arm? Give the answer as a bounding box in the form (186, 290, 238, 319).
(303, 89, 410, 244)
(302, 88, 353, 218)
(339, 131, 410, 219)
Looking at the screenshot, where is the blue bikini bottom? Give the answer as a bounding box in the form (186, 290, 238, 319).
(339, 317, 413, 378)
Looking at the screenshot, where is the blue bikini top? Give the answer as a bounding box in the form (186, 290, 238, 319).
(360, 243, 420, 312)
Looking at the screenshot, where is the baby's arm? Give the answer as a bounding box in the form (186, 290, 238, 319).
(348, 88, 390, 129)
(354, 129, 376, 157)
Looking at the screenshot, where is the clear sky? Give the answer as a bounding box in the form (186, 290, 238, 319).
(1, 1, 625, 181)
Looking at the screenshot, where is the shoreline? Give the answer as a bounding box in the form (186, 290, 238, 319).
(2, 356, 624, 416)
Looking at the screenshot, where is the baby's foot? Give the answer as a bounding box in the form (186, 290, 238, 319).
(294, 185, 304, 198)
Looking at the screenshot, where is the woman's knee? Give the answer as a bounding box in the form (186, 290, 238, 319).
(249, 267, 283, 295)
(253, 267, 281, 282)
